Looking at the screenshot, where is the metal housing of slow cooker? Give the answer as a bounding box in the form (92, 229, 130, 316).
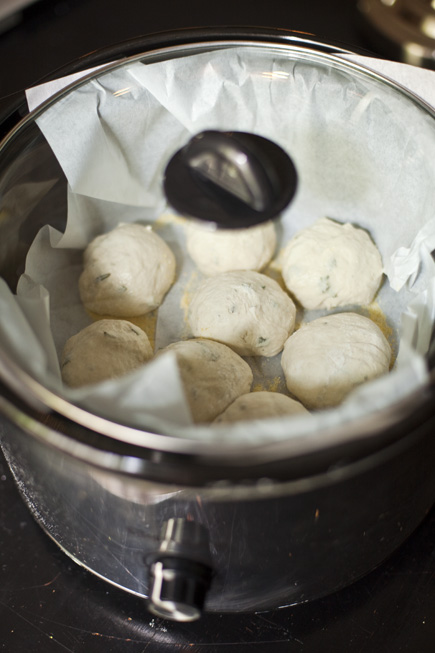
(0, 27, 434, 621)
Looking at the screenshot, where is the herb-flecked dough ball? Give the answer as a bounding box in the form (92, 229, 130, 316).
(281, 217, 383, 309)
(157, 338, 253, 423)
(281, 312, 391, 409)
(79, 223, 176, 317)
(188, 270, 296, 357)
(185, 221, 276, 275)
(61, 319, 153, 388)
(214, 391, 309, 424)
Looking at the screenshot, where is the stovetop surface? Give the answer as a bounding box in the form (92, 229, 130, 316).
(0, 1, 434, 651)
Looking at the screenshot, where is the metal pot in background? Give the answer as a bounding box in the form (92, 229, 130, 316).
(0, 27, 434, 622)
(358, 0, 435, 69)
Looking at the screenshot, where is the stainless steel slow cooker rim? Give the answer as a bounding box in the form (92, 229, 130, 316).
(1, 28, 435, 478)
(1, 377, 433, 497)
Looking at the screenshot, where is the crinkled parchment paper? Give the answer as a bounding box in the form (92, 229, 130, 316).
(1, 46, 435, 448)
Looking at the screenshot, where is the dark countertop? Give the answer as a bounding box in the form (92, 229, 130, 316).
(0, 1, 434, 651)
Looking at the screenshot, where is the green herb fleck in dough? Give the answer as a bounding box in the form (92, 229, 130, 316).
(95, 273, 111, 282)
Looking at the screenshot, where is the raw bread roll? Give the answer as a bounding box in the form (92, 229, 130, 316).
(214, 391, 309, 424)
(281, 217, 383, 309)
(185, 221, 276, 275)
(281, 312, 391, 409)
(61, 319, 153, 388)
(157, 338, 253, 423)
(188, 270, 296, 357)
(79, 223, 176, 317)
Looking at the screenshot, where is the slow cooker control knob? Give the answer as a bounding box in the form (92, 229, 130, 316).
(147, 518, 213, 622)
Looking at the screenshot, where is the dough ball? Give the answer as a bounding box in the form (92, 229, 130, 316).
(185, 221, 276, 275)
(158, 338, 253, 423)
(61, 319, 153, 388)
(281, 217, 383, 309)
(214, 391, 309, 424)
(79, 223, 176, 317)
(281, 312, 391, 409)
(188, 270, 296, 357)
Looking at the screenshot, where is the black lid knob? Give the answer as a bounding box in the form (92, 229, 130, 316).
(164, 130, 298, 229)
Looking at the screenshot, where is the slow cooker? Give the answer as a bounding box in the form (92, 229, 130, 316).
(0, 27, 434, 622)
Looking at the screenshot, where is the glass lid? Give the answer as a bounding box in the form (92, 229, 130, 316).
(1, 36, 435, 466)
